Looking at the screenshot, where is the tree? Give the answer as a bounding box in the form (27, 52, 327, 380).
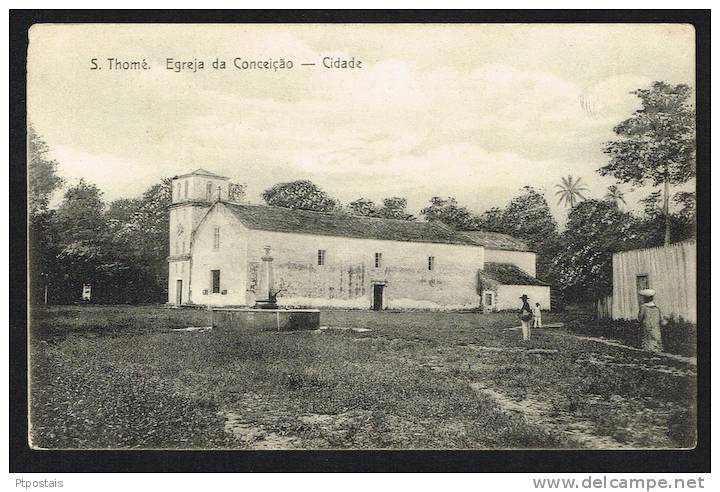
(348, 196, 415, 220)
(348, 197, 379, 217)
(420, 197, 479, 230)
(555, 175, 589, 208)
(228, 183, 247, 202)
(377, 197, 415, 221)
(497, 187, 558, 251)
(603, 185, 627, 209)
(600, 81, 696, 244)
(53, 179, 107, 303)
(28, 126, 65, 304)
(476, 207, 506, 232)
(262, 180, 338, 212)
(29, 125, 64, 217)
(550, 200, 640, 302)
(115, 178, 173, 302)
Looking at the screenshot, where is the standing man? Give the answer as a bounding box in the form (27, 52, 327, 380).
(519, 294, 533, 341)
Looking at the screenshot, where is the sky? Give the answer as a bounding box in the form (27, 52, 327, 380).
(27, 23, 696, 223)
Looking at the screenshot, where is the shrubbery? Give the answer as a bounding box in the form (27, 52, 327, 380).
(566, 317, 696, 357)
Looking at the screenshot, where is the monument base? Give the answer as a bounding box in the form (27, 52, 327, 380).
(212, 308, 320, 332)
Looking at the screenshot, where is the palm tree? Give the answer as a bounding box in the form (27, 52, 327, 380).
(555, 175, 589, 208)
(604, 185, 627, 209)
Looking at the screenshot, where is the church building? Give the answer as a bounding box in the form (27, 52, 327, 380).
(167, 169, 550, 311)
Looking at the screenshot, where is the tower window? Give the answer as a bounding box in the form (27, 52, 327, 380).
(184, 181, 188, 199)
(211, 270, 221, 293)
(317, 249, 326, 266)
(207, 182, 213, 201)
(375, 252, 382, 268)
(213, 227, 220, 250)
(428, 256, 435, 271)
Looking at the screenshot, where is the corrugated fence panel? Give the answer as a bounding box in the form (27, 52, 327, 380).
(611, 240, 696, 322)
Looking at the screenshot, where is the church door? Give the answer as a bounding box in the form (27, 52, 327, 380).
(176, 280, 183, 305)
(372, 284, 384, 311)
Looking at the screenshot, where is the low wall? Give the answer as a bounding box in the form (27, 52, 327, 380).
(212, 308, 320, 332)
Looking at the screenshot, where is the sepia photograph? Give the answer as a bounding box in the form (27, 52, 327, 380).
(21, 19, 702, 456)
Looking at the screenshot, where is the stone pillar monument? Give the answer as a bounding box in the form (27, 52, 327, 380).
(255, 245, 277, 308)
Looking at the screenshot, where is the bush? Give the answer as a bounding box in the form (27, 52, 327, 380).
(661, 317, 697, 358)
(566, 317, 696, 357)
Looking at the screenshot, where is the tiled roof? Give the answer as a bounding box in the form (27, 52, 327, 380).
(460, 231, 532, 252)
(479, 262, 548, 286)
(223, 203, 481, 246)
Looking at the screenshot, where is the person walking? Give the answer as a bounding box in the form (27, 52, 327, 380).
(532, 302, 542, 329)
(638, 288, 664, 352)
(519, 294, 533, 341)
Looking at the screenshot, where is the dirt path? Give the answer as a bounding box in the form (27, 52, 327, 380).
(468, 382, 630, 449)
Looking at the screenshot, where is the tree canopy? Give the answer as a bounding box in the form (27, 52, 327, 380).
(262, 180, 339, 212)
(420, 197, 480, 230)
(600, 81, 696, 244)
(348, 196, 415, 220)
(29, 125, 64, 217)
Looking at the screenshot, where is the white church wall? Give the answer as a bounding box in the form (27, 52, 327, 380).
(244, 228, 486, 310)
(189, 205, 249, 306)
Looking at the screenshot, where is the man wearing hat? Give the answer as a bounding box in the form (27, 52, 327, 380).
(519, 294, 533, 341)
(638, 288, 664, 352)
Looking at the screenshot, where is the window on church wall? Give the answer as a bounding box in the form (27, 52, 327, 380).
(317, 249, 326, 266)
(213, 227, 220, 250)
(211, 270, 221, 293)
(428, 256, 435, 271)
(184, 181, 188, 199)
(375, 252, 382, 268)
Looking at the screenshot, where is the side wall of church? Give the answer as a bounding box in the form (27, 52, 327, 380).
(244, 229, 485, 310)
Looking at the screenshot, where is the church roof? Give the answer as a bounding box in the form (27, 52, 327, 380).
(479, 262, 548, 286)
(223, 203, 481, 246)
(460, 231, 532, 252)
(174, 168, 230, 180)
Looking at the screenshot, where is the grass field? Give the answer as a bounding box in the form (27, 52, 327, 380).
(29, 305, 697, 449)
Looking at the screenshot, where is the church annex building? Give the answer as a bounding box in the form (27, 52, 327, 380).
(167, 169, 550, 311)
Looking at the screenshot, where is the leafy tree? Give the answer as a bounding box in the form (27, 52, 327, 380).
(228, 182, 247, 202)
(600, 81, 696, 244)
(29, 125, 64, 217)
(348, 197, 379, 217)
(53, 179, 107, 303)
(634, 190, 696, 247)
(262, 180, 338, 212)
(497, 186, 558, 251)
(115, 178, 173, 301)
(476, 207, 506, 232)
(603, 185, 627, 209)
(420, 197, 480, 230)
(550, 199, 640, 301)
(106, 198, 140, 224)
(28, 126, 65, 303)
(555, 175, 588, 208)
(348, 196, 415, 220)
(378, 197, 415, 220)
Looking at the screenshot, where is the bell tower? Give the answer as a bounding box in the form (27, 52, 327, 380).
(168, 168, 229, 305)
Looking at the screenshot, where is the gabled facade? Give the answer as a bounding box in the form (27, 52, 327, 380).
(167, 170, 551, 311)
